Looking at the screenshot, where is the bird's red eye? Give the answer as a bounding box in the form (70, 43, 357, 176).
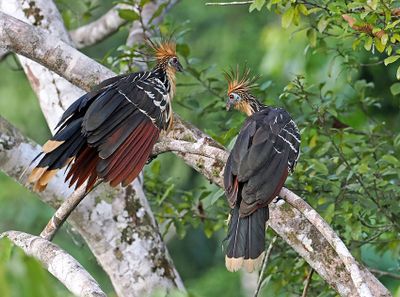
(229, 94, 234, 99)
(172, 57, 178, 63)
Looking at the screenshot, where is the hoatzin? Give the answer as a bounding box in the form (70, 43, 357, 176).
(29, 41, 183, 192)
(223, 67, 301, 272)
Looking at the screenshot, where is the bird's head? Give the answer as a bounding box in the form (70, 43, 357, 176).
(151, 41, 183, 73)
(224, 66, 259, 116)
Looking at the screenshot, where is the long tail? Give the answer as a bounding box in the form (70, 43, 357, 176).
(28, 117, 99, 192)
(224, 205, 269, 272)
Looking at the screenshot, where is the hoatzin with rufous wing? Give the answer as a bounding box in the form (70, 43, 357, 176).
(29, 41, 183, 192)
(223, 67, 301, 272)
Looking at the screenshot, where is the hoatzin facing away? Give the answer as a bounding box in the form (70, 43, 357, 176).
(223, 67, 301, 272)
(29, 41, 183, 192)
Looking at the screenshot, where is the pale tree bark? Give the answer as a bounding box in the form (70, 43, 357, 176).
(0, 231, 107, 297)
(0, 115, 185, 297)
(70, 4, 134, 49)
(0, 1, 184, 296)
(0, 10, 391, 296)
(70, 0, 179, 50)
(125, 0, 179, 47)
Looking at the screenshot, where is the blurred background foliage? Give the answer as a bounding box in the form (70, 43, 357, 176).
(1, 0, 400, 296)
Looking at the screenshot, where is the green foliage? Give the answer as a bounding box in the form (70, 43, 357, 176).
(0, 238, 73, 297)
(251, 0, 400, 82)
(145, 161, 226, 239)
(1, 0, 400, 296)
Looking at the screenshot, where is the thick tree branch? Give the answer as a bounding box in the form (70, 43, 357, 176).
(70, 0, 179, 49)
(0, 2, 185, 296)
(1, 231, 106, 297)
(0, 115, 185, 296)
(126, 0, 178, 47)
(154, 137, 227, 163)
(280, 188, 372, 297)
(70, 4, 133, 49)
(205, 1, 254, 5)
(0, 10, 391, 297)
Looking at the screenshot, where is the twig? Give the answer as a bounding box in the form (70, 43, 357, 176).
(1, 231, 106, 297)
(253, 234, 277, 297)
(206, 1, 254, 5)
(369, 268, 400, 280)
(39, 185, 87, 241)
(302, 268, 314, 297)
(40, 181, 102, 241)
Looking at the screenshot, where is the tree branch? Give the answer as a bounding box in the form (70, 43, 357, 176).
(125, 0, 179, 70)
(0, 1, 185, 296)
(369, 268, 400, 280)
(280, 188, 373, 297)
(39, 185, 88, 241)
(253, 234, 277, 297)
(205, 1, 254, 5)
(0, 115, 185, 296)
(0, 10, 391, 297)
(70, 4, 134, 49)
(153, 137, 227, 163)
(0, 231, 106, 297)
(302, 268, 314, 297)
(126, 0, 179, 46)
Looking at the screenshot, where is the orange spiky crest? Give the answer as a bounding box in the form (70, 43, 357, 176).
(149, 40, 177, 62)
(224, 65, 258, 96)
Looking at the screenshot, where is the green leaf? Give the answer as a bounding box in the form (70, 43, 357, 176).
(390, 82, 400, 95)
(367, 0, 378, 10)
(0, 238, 12, 264)
(310, 159, 329, 175)
(140, 0, 152, 6)
(384, 55, 400, 66)
(381, 33, 388, 46)
(281, 7, 294, 28)
(317, 18, 329, 33)
(118, 9, 140, 21)
(324, 204, 335, 223)
(149, 3, 167, 24)
(249, 0, 265, 12)
(307, 28, 317, 47)
(336, 164, 347, 176)
(176, 43, 190, 58)
(397, 65, 400, 80)
(364, 37, 373, 51)
(357, 163, 369, 174)
(381, 154, 399, 165)
(374, 37, 385, 53)
(298, 4, 308, 15)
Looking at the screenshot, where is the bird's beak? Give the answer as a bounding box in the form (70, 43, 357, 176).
(176, 61, 184, 72)
(226, 99, 233, 111)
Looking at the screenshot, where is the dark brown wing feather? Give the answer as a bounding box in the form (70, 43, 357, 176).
(29, 70, 167, 192)
(223, 106, 300, 271)
(224, 107, 300, 216)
